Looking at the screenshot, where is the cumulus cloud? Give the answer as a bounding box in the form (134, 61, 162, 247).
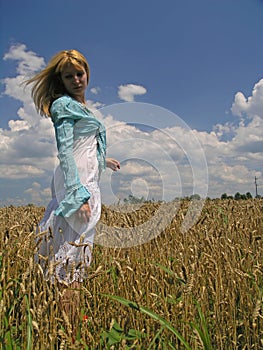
(118, 84, 147, 102)
(231, 79, 263, 118)
(0, 44, 56, 205)
(86, 99, 104, 111)
(3, 43, 45, 75)
(90, 87, 101, 94)
(24, 182, 51, 205)
(1, 43, 263, 206)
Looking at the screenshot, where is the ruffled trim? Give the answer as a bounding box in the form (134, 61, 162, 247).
(54, 185, 90, 217)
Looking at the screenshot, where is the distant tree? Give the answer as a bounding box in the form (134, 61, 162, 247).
(123, 195, 146, 204)
(234, 192, 241, 200)
(190, 194, 201, 200)
(221, 193, 228, 200)
(233, 192, 254, 200)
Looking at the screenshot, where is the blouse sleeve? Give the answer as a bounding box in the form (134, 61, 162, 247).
(51, 97, 91, 217)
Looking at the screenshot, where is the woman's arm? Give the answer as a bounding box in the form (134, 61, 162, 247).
(53, 117, 91, 219)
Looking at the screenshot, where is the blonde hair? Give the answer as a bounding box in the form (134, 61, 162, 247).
(25, 50, 90, 117)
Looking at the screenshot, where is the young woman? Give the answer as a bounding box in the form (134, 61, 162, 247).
(26, 49, 120, 326)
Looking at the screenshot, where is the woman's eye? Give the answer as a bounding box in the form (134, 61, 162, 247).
(63, 71, 84, 79)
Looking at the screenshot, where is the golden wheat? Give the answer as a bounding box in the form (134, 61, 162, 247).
(0, 200, 263, 349)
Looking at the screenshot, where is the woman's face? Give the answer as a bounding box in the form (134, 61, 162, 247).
(60, 63, 88, 102)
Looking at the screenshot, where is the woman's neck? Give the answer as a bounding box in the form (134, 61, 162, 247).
(68, 94, 86, 105)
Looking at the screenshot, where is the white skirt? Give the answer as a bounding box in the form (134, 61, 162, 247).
(37, 135, 101, 285)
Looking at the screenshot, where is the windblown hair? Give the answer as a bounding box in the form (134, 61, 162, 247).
(25, 50, 90, 117)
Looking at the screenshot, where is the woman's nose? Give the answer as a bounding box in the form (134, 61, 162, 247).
(73, 75, 80, 83)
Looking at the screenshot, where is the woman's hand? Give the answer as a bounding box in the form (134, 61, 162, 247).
(106, 158, 120, 172)
(77, 202, 91, 222)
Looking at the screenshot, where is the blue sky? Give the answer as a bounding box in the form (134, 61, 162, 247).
(1, 0, 263, 206)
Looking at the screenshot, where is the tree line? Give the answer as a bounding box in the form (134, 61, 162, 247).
(220, 192, 261, 200)
(122, 192, 262, 204)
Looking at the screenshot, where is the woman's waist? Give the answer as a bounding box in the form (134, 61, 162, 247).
(52, 179, 100, 199)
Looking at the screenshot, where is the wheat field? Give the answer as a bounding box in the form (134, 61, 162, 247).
(1, 199, 263, 349)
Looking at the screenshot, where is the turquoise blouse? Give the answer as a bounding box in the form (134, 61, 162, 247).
(50, 95, 106, 218)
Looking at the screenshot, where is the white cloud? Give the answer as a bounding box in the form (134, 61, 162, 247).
(1, 43, 263, 207)
(3, 43, 45, 75)
(86, 99, 104, 111)
(8, 119, 30, 132)
(0, 165, 45, 179)
(90, 86, 101, 94)
(24, 182, 51, 205)
(231, 79, 263, 118)
(0, 44, 56, 205)
(118, 84, 147, 102)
